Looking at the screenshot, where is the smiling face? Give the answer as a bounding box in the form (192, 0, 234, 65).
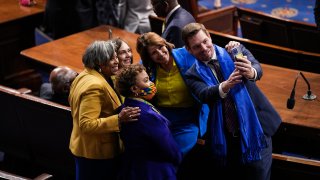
(186, 30, 214, 62)
(147, 45, 170, 65)
(101, 52, 119, 77)
(118, 41, 133, 69)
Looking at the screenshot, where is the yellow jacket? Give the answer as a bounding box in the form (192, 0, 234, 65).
(69, 68, 122, 159)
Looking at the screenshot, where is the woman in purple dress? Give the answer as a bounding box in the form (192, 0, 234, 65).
(116, 64, 182, 180)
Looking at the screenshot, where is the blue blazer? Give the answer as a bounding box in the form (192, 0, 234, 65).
(185, 45, 281, 137)
(118, 98, 182, 180)
(162, 7, 195, 48)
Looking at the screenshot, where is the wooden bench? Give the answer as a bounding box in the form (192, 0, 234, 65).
(0, 85, 74, 179)
(178, 0, 238, 35)
(272, 153, 320, 179)
(237, 7, 320, 53)
(273, 123, 320, 163)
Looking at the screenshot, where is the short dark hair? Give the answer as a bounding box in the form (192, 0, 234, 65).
(182, 23, 210, 48)
(116, 64, 146, 97)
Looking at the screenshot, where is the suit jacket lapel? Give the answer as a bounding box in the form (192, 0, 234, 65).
(89, 69, 121, 106)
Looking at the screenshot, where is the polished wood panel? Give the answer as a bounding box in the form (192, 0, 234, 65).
(178, 0, 238, 35)
(0, 0, 45, 88)
(0, 0, 45, 24)
(258, 64, 320, 129)
(259, 64, 320, 160)
(21, 25, 140, 73)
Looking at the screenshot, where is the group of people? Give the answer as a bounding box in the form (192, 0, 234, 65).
(65, 22, 281, 180)
(39, 1, 282, 180)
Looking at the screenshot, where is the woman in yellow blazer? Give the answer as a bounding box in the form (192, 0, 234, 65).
(69, 40, 140, 180)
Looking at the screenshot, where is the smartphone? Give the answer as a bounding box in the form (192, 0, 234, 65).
(231, 46, 243, 61)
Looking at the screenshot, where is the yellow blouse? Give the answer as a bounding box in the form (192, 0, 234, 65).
(155, 60, 194, 108)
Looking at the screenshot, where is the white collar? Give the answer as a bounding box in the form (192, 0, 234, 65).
(165, 5, 181, 23)
(203, 51, 217, 65)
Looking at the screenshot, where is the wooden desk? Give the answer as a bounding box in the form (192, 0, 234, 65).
(258, 64, 320, 129)
(0, 0, 45, 24)
(259, 64, 320, 159)
(21, 25, 141, 73)
(0, 0, 45, 86)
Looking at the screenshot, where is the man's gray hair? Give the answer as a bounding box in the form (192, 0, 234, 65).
(82, 40, 116, 69)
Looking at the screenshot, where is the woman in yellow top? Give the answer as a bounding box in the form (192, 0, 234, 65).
(69, 40, 140, 180)
(136, 32, 208, 157)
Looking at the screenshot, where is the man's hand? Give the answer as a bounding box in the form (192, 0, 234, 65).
(225, 41, 240, 52)
(234, 56, 255, 79)
(221, 69, 242, 93)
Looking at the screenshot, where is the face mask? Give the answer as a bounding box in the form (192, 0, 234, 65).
(138, 82, 157, 100)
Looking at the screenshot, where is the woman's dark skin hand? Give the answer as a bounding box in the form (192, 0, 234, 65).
(118, 106, 141, 123)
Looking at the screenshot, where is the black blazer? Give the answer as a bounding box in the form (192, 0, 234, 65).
(162, 7, 195, 48)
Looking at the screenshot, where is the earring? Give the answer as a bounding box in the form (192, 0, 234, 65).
(134, 92, 138, 97)
(98, 68, 102, 73)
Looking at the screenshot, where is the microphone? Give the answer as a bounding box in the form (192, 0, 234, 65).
(287, 73, 298, 109)
(108, 28, 113, 39)
(287, 72, 317, 109)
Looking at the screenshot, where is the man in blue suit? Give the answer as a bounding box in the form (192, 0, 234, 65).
(151, 0, 195, 48)
(181, 23, 281, 180)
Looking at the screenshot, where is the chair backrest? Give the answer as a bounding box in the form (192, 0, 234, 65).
(178, 0, 199, 17)
(34, 27, 53, 46)
(178, 0, 238, 35)
(197, 5, 238, 35)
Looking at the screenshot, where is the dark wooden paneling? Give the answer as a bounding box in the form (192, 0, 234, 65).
(0, 85, 74, 179)
(0, 2, 45, 89)
(237, 7, 320, 53)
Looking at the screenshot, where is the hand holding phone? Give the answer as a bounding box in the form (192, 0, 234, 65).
(231, 46, 243, 61)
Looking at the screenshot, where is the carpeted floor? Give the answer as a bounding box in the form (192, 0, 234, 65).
(198, 0, 316, 25)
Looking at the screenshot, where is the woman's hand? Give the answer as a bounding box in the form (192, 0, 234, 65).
(118, 106, 141, 123)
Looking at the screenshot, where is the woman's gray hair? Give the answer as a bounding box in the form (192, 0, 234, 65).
(82, 40, 116, 69)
